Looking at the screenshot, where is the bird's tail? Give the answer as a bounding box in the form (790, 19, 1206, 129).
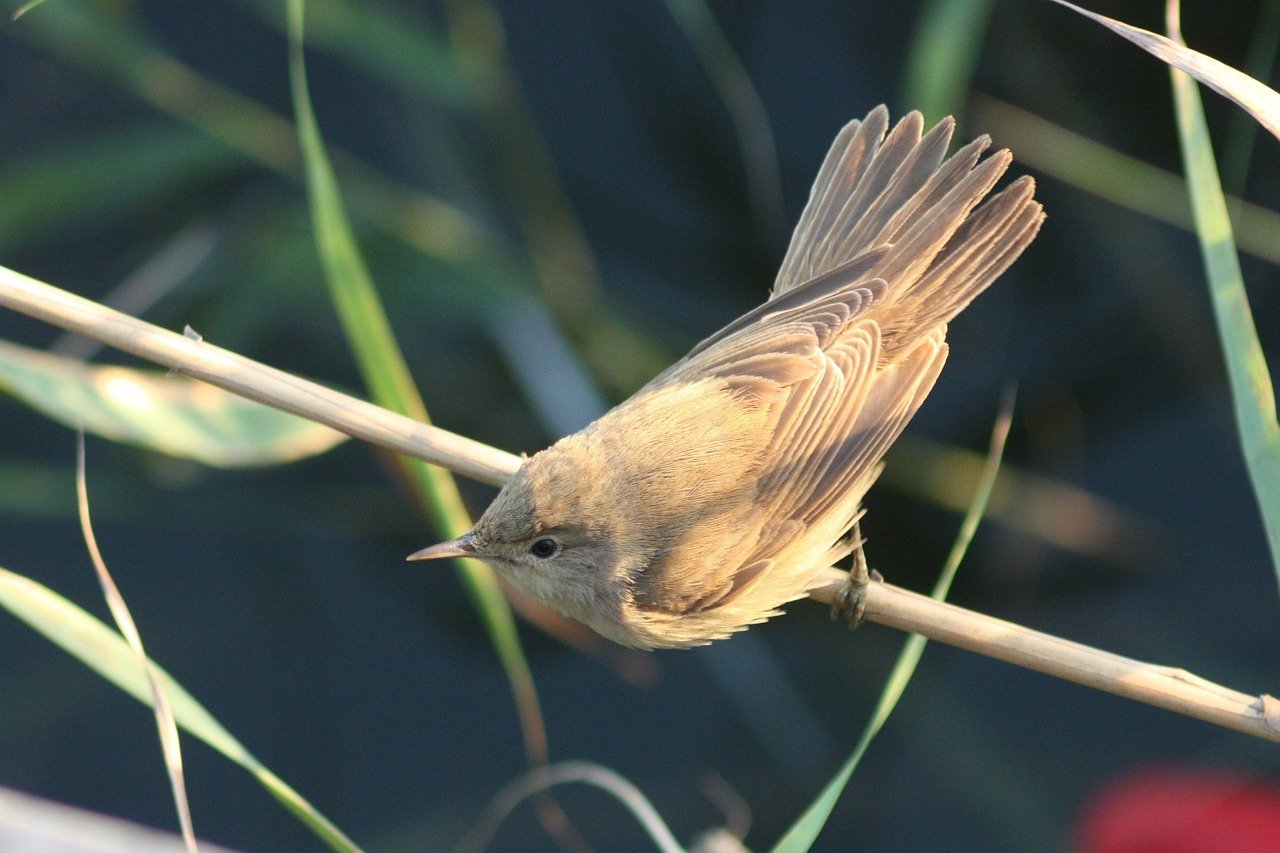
(772, 106, 1043, 359)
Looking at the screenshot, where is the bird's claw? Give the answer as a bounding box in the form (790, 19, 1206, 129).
(831, 521, 874, 630)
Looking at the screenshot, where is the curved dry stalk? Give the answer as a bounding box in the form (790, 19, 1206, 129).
(1, 264, 1277, 745)
(75, 433, 196, 851)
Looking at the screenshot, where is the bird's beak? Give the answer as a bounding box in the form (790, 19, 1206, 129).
(407, 532, 479, 562)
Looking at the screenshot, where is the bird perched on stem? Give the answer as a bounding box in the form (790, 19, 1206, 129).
(410, 106, 1043, 649)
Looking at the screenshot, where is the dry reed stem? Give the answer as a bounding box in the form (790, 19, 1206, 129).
(1, 264, 1277, 745)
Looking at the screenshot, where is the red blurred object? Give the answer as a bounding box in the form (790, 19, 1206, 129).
(1075, 767, 1280, 853)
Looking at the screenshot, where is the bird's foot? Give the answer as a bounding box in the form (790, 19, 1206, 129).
(831, 522, 878, 631)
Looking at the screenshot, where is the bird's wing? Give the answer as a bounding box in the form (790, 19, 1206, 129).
(749, 326, 945, 564)
(631, 268, 945, 611)
(630, 311, 946, 619)
(688, 328, 946, 620)
(629, 271, 887, 614)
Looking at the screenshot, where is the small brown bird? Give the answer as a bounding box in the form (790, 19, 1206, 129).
(410, 106, 1043, 649)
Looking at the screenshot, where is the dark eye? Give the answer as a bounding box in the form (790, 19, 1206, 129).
(529, 537, 559, 559)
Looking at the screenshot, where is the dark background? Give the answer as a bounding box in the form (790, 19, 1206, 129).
(1, 0, 1279, 850)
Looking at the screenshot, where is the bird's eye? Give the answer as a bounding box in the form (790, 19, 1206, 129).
(529, 537, 559, 559)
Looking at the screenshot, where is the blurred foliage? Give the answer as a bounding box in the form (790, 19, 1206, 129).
(0, 563, 358, 849)
(1, 0, 1279, 851)
(284, 1, 554, 842)
(0, 339, 348, 467)
(1167, 12, 1280, 585)
(776, 395, 1013, 852)
(900, 0, 993, 127)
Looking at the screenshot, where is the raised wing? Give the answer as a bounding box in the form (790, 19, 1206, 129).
(630, 305, 947, 626)
(626, 108, 1041, 643)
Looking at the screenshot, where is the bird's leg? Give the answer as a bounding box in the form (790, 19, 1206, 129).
(832, 519, 872, 630)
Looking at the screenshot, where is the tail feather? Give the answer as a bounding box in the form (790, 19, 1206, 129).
(774, 107, 891, 294)
(881, 176, 1042, 353)
(820, 114, 953, 270)
(769, 106, 1043, 361)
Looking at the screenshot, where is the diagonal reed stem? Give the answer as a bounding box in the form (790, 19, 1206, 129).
(1, 263, 1277, 745)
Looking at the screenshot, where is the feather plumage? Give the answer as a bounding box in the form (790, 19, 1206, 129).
(414, 107, 1044, 648)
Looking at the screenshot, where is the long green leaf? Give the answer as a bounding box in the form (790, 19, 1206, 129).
(1167, 10, 1280, 583)
(75, 434, 195, 850)
(661, 0, 785, 241)
(900, 0, 993, 127)
(0, 340, 348, 467)
(772, 393, 1015, 852)
(0, 564, 359, 851)
(234, 0, 477, 109)
(284, 0, 549, 768)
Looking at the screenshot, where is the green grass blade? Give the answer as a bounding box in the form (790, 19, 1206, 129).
(900, 0, 994, 127)
(235, 0, 476, 109)
(75, 434, 195, 850)
(284, 0, 550, 769)
(0, 340, 349, 467)
(1049, 0, 1280, 144)
(0, 564, 360, 851)
(1167, 18, 1280, 584)
(771, 391, 1015, 853)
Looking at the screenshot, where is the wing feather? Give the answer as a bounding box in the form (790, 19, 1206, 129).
(620, 107, 1040, 641)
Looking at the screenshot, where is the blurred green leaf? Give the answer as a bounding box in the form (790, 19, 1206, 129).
(7, 0, 509, 274)
(1168, 19, 1280, 583)
(900, 0, 993, 127)
(1221, 0, 1280, 192)
(285, 0, 550, 771)
(0, 564, 360, 851)
(435, 0, 669, 395)
(970, 95, 1280, 267)
(885, 433, 1169, 570)
(235, 0, 477, 108)
(11, 0, 50, 19)
(661, 0, 785, 242)
(0, 459, 74, 517)
(772, 394, 1014, 853)
(0, 125, 239, 256)
(8, 0, 667, 396)
(0, 339, 348, 467)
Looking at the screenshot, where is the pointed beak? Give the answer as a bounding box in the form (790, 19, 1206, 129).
(407, 532, 479, 562)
